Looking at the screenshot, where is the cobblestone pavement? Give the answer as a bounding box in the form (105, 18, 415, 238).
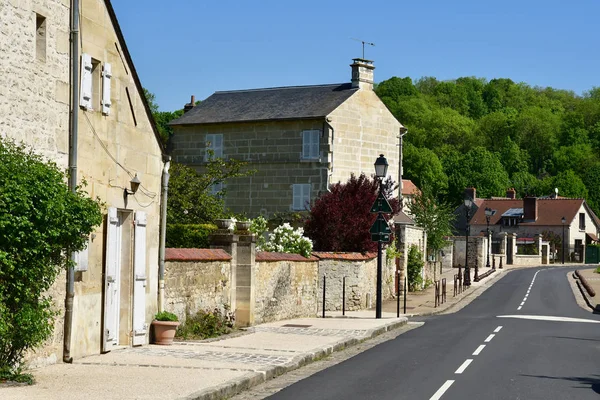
(251, 326, 371, 337)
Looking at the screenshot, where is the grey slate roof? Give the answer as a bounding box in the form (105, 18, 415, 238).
(169, 83, 357, 125)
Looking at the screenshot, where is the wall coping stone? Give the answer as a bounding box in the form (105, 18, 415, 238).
(312, 252, 376, 260)
(256, 252, 318, 262)
(165, 248, 232, 261)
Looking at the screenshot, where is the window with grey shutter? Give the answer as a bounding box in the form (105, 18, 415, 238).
(302, 130, 320, 160)
(292, 184, 311, 210)
(205, 134, 223, 161)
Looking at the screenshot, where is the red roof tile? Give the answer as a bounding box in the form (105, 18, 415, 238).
(469, 198, 587, 226)
(402, 179, 420, 196)
(165, 248, 232, 261)
(312, 252, 377, 260)
(255, 252, 318, 262)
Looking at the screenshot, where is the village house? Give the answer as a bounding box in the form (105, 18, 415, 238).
(1, 0, 167, 362)
(168, 59, 405, 217)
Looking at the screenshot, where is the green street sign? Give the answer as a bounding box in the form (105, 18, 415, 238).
(371, 233, 391, 242)
(370, 214, 392, 234)
(370, 192, 393, 214)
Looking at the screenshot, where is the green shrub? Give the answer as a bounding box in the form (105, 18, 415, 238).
(0, 139, 102, 382)
(166, 223, 218, 248)
(176, 306, 235, 340)
(154, 311, 178, 322)
(407, 245, 424, 291)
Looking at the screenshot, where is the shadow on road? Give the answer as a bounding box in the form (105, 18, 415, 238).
(551, 336, 600, 343)
(521, 374, 600, 395)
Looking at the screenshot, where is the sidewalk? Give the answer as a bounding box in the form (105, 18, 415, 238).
(570, 266, 600, 312)
(2, 267, 506, 400)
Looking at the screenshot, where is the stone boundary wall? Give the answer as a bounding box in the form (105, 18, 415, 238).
(315, 252, 395, 312)
(164, 248, 232, 323)
(254, 252, 319, 324)
(513, 254, 541, 266)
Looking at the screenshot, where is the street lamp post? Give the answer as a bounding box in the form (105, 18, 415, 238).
(561, 216, 566, 264)
(485, 208, 496, 269)
(464, 198, 472, 286)
(374, 154, 389, 319)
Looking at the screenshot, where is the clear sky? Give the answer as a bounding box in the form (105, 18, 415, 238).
(111, 0, 600, 112)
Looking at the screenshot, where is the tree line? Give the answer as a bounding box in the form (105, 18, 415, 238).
(375, 77, 600, 213)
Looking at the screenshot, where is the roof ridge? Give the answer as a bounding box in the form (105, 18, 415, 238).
(214, 83, 348, 94)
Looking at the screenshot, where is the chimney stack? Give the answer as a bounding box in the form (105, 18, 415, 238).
(506, 188, 516, 199)
(183, 95, 195, 113)
(523, 197, 538, 221)
(350, 58, 375, 90)
(464, 187, 476, 201)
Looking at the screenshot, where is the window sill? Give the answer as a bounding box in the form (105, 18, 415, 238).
(300, 157, 322, 163)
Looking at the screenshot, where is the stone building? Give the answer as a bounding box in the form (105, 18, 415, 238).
(1, 0, 167, 362)
(168, 59, 405, 217)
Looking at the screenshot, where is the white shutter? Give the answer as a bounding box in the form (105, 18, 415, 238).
(102, 62, 112, 115)
(302, 184, 311, 209)
(214, 134, 223, 158)
(310, 131, 319, 159)
(132, 211, 147, 346)
(293, 185, 301, 210)
(74, 240, 89, 272)
(103, 207, 119, 352)
(302, 131, 310, 159)
(80, 53, 93, 110)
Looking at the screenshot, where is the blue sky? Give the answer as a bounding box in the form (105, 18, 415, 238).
(112, 0, 600, 111)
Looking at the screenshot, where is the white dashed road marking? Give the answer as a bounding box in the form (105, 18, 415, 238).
(518, 269, 543, 311)
(473, 345, 486, 356)
(497, 315, 600, 323)
(494, 326, 503, 333)
(429, 380, 455, 400)
(484, 334, 495, 343)
(455, 359, 473, 374)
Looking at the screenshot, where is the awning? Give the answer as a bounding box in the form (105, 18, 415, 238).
(586, 232, 599, 243)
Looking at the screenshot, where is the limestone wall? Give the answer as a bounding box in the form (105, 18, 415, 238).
(164, 260, 232, 322)
(254, 254, 318, 324)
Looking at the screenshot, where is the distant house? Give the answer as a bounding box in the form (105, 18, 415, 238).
(401, 179, 421, 217)
(2, 0, 167, 361)
(168, 59, 405, 217)
(457, 188, 600, 262)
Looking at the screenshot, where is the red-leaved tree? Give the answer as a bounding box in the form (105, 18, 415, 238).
(304, 173, 400, 253)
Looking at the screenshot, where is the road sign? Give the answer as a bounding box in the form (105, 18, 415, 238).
(371, 233, 391, 242)
(370, 214, 392, 235)
(370, 192, 393, 214)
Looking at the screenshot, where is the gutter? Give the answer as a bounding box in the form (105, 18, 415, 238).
(398, 127, 407, 203)
(64, 0, 80, 364)
(158, 156, 171, 312)
(324, 119, 334, 192)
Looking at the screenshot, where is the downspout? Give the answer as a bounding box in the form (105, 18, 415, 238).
(398, 126, 407, 205)
(325, 119, 334, 192)
(158, 156, 171, 312)
(64, 0, 80, 364)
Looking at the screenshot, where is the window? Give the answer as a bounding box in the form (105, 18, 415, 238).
(302, 130, 320, 160)
(579, 213, 585, 230)
(292, 184, 311, 210)
(205, 134, 223, 161)
(35, 14, 46, 61)
(210, 182, 223, 196)
(80, 54, 101, 110)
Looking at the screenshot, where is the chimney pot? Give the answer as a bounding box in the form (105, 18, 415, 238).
(183, 94, 195, 113)
(506, 188, 516, 199)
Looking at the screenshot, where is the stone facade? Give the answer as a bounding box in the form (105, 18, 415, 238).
(2, 0, 166, 361)
(169, 63, 403, 218)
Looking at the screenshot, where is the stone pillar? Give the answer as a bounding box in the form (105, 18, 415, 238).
(499, 232, 507, 255)
(210, 230, 256, 326)
(536, 234, 543, 262)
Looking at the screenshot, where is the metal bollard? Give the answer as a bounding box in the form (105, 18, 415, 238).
(322, 275, 326, 318)
(396, 270, 400, 317)
(404, 275, 408, 315)
(342, 276, 346, 316)
(442, 278, 447, 303)
(500, 256, 503, 269)
(493, 255, 496, 269)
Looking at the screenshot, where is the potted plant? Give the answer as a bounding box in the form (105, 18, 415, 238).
(214, 218, 233, 230)
(151, 311, 179, 345)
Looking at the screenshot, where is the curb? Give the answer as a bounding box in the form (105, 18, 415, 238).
(182, 318, 408, 400)
(574, 273, 600, 312)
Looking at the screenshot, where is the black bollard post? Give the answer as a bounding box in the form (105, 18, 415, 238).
(404, 274, 408, 315)
(342, 276, 346, 316)
(500, 256, 503, 269)
(322, 275, 326, 318)
(396, 270, 400, 317)
(493, 255, 496, 270)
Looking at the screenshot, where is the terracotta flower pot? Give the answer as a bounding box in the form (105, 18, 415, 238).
(151, 320, 180, 345)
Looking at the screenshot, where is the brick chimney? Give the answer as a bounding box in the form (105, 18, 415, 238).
(523, 197, 538, 221)
(183, 95, 195, 113)
(350, 58, 374, 90)
(506, 188, 516, 199)
(464, 187, 476, 201)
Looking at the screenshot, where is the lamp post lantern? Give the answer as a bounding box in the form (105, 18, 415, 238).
(373, 154, 389, 319)
(464, 197, 473, 286)
(561, 216, 566, 264)
(485, 208, 496, 269)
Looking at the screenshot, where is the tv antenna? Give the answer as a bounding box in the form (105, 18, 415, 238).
(351, 38, 375, 59)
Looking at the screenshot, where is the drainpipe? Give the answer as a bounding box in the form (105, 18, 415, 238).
(158, 156, 171, 312)
(63, 0, 80, 364)
(325, 119, 334, 192)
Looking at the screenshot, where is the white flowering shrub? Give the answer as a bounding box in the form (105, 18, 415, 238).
(262, 223, 313, 258)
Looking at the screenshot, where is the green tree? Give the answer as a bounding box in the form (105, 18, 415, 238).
(0, 139, 102, 380)
(143, 88, 186, 145)
(407, 245, 424, 291)
(552, 170, 589, 199)
(407, 187, 455, 280)
(403, 144, 448, 198)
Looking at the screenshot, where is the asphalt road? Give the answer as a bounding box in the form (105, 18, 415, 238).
(266, 267, 600, 400)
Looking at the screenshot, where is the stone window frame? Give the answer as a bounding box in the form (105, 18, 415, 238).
(35, 13, 47, 62)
